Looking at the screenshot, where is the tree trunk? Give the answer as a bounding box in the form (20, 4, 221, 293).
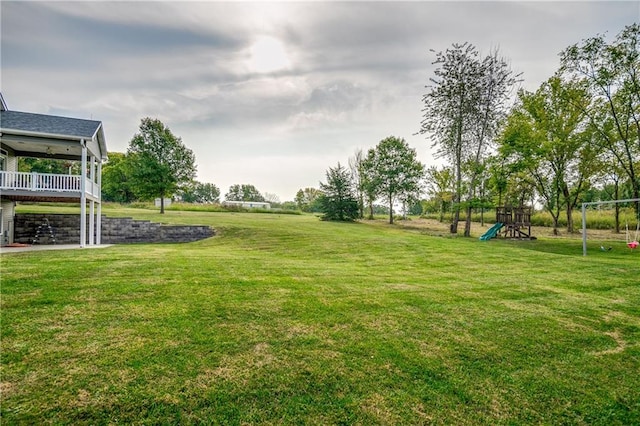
(368, 200, 374, 220)
(614, 181, 620, 233)
(566, 204, 574, 233)
(464, 205, 472, 237)
(388, 196, 394, 224)
(160, 194, 165, 214)
(451, 208, 460, 234)
(552, 214, 560, 236)
(451, 155, 462, 234)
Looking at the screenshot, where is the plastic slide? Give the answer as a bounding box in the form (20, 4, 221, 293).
(479, 222, 504, 241)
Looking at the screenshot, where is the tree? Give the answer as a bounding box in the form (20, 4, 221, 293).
(225, 184, 265, 202)
(560, 23, 640, 214)
(598, 157, 627, 233)
(500, 76, 595, 234)
(420, 43, 479, 233)
(18, 157, 78, 175)
(101, 152, 137, 203)
(361, 148, 380, 220)
(295, 187, 323, 212)
(420, 43, 520, 235)
(318, 163, 359, 221)
(181, 181, 220, 203)
(367, 136, 425, 224)
(127, 118, 196, 213)
(425, 166, 455, 222)
(348, 149, 366, 218)
(263, 192, 281, 204)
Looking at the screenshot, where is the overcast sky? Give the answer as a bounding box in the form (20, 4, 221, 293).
(2, 1, 638, 201)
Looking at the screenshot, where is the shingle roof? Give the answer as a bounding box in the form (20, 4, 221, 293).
(0, 110, 102, 140)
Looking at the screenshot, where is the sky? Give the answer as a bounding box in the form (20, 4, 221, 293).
(2, 1, 638, 202)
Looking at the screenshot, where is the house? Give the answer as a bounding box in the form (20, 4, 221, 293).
(0, 93, 108, 247)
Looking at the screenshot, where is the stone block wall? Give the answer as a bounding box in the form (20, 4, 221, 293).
(14, 213, 214, 244)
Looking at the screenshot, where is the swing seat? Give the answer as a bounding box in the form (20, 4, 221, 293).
(627, 241, 639, 249)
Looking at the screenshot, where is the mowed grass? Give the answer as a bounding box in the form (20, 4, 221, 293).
(1, 209, 639, 425)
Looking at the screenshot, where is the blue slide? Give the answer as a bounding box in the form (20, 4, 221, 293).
(479, 222, 504, 241)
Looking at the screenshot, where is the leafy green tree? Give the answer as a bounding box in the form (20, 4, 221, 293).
(408, 201, 423, 216)
(361, 149, 380, 220)
(560, 23, 640, 213)
(349, 149, 366, 219)
(500, 76, 595, 234)
(368, 136, 425, 224)
(181, 181, 220, 203)
(18, 157, 78, 174)
(295, 187, 323, 212)
(280, 201, 299, 211)
(127, 118, 196, 213)
(225, 184, 265, 202)
(101, 152, 136, 203)
(594, 152, 628, 233)
(318, 163, 359, 221)
(425, 166, 455, 222)
(420, 43, 519, 235)
(420, 43, 478, 233)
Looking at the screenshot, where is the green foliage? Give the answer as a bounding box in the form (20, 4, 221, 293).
(532, 207, 639, 230)
(295, 187, 323, 212)
(425, 165, 455, 222)
(560, 23, 640, 208)
(127, 118, 197, 213)
(101, 152, 137, 203)
(319, 163, 359, 221)
(499, 76, 596, 233)
(420, 43, 519, 235)
(360, 149, 379, 220)
(225, 184, 265, 202)
(18, 157, 78, 174)
(366, 136, 425, 224)
(348, 149, 367, 219)
(180, 181, 220, 203)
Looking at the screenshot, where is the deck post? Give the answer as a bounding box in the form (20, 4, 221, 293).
(88, 156, 95, 245)
(80, 140, 87, 248)
(89, 201, 95, 246)
(96, 161, 102, 245)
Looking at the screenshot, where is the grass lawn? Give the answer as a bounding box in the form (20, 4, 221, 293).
(1, 207, 639, 424)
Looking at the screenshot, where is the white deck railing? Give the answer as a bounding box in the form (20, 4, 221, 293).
(0, 171, 100, 198)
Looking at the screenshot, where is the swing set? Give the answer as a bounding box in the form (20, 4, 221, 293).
(581, 197, 640, 256)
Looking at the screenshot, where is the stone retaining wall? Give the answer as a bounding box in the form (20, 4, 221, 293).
(14, 213, 215, 244)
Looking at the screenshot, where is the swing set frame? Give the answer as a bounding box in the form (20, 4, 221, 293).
(581, 197, 640, 256)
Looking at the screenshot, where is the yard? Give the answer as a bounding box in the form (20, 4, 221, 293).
(1, 208, 639, 424)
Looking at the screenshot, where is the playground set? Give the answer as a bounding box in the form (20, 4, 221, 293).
(478, 200, 639, 256)
(479, 206, 533, 241)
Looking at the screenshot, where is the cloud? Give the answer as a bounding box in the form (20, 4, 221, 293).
(1, 1, 637, 200)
